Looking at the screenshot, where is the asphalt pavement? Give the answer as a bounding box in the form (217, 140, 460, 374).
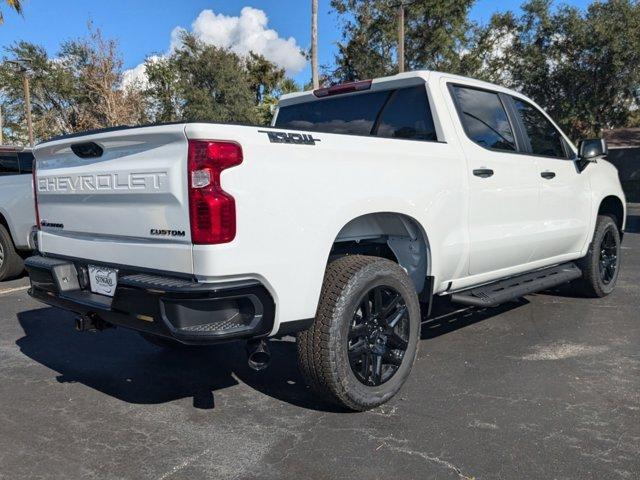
(0, 207, 638, 479)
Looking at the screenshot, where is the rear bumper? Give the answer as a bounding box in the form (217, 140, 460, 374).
(25, 255, 275, 344)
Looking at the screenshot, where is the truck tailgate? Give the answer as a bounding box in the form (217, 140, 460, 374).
(34, 124, 193, 275)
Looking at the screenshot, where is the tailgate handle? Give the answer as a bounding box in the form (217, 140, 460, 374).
(71, 142, 103, 159)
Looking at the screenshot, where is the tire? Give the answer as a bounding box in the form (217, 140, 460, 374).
(297, 255, 421, 411)
(575, 215, 621, 298)
(0, 224, 24, 282)
(138, 332, 191, 350)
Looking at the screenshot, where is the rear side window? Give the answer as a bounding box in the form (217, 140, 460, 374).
(512, 98, 567, 158)
(18, 152, 34, 174)
(376, 86, 437, 141)
(0, 152, 19, 176)
(451, 86, 516, 152)
(275, 85, 438, 141)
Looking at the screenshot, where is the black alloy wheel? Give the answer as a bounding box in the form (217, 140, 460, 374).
(348, 285, 410, 386)
(599, 229, 618, 285)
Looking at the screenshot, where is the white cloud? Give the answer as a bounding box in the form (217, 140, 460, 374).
(122, 56, 159, 89)
(123, 6, 306, 89)
(185, 7, 306, 74)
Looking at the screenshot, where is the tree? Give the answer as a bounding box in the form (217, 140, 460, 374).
(475, 0, 640, 138)
(246, 52, 285, 104)
(145, 33, 259, 125)
(144, 57, 182, 123)
(330, 0, 475, 82)
(60, 27, 148, 131)
(246, 52, 287, 124)
(0, 27, 148, 144)
(0, 0, 22, 24)
(0, 42, 78, 143)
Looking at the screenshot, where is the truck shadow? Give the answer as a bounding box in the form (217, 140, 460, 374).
(626, 214, 640, 233)
(16, 300, 524, 413)
(420, 297, 527, 339)
(15, 307, 340, 412)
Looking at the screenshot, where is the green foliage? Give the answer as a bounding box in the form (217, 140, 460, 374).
(330, 0, 475, 82)
(476, 0, 640, 138)
(0, 41, 83, 143)
(144, 34, 295, 126)
(166, 33, 258, 124)
(0, 0, 23, 24)
(4, 1, 640, 142)
(0, 28, 148, 144)
(246, 52, 285, 104)
(331, 0, 640, 138)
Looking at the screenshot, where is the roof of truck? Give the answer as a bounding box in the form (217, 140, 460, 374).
(277, 70, 516, 107)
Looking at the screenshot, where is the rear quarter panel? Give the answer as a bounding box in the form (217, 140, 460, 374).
(185, 123, 468, 331)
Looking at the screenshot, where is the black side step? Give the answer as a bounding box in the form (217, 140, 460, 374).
(450, 263, 582, 308)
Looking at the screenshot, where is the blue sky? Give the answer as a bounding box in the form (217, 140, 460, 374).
(0, 0, 589, 84)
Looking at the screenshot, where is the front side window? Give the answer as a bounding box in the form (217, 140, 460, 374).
(451, 86, 516, 152)
(512, 98, 567, 158)
(0, 152, 19, 176)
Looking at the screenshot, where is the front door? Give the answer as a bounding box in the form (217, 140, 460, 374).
(509, 97, 591, 261)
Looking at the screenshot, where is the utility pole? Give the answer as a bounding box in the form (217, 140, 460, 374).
(7, 59, 34, 146)
(22, 72, 33, 146)
(311, 0, 319, 89)
(398, 2, 405, 73)
(0, 106, 3, 145)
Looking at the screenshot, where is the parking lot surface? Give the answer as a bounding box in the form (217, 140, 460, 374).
(1, 206, 639, 480)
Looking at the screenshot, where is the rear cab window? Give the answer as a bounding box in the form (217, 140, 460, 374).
(275, 84, 439, 142)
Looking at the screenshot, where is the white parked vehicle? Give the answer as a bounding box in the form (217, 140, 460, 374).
(26, 71, 626, 410)
(0, 146, 36, 280)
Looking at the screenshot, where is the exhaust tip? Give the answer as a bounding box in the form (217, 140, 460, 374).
(246, 340, 271, 371)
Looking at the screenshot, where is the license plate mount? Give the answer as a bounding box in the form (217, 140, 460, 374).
(88, 265, 118, 297)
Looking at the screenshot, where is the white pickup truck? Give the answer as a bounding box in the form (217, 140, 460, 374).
(26, 71, 626, 410)
(0, 146, 36, 280)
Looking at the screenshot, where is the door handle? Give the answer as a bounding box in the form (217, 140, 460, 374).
(473, 168, 494, 178)
(541, 171, 556, 180)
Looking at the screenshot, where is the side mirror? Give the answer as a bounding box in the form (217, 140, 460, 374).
(578, 138, 608, 162)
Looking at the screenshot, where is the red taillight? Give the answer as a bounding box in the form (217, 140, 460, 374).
(32, 158, 40, 230)
(188, 140, 243, 244)
(313, 80, 372, 98)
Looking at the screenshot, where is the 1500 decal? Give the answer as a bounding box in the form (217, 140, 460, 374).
(258, 130, 321, 145)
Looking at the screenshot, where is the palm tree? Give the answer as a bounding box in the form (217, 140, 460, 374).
(0, 0, 23, 24)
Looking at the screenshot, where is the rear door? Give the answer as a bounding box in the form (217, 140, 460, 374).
(447, 83, 541, 276)
(509, 97, 591, 260)
(34, 124, 193, 274)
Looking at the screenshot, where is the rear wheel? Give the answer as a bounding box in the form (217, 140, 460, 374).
(575, 215, 621, 297)
(297, 255, 420, 411)
(0, 225, 24, 282)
